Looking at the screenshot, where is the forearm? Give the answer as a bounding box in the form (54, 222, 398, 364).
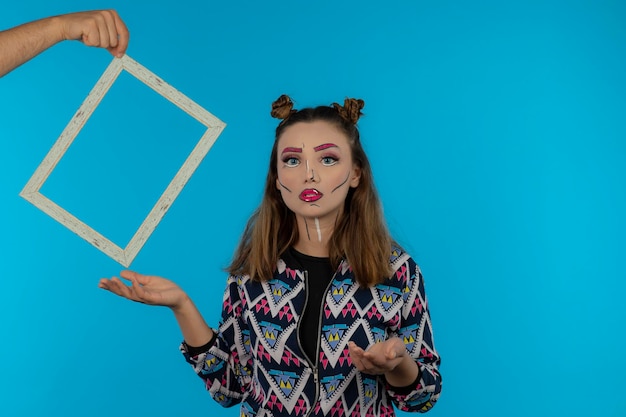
(172, 296, 215, 347)
(0, 16, 64, 77)
(385, 353, 420, 387)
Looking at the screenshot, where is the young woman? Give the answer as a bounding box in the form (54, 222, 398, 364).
(99, 95, 442, 416)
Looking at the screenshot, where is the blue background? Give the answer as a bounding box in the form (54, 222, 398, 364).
(1, 1, 625, 416)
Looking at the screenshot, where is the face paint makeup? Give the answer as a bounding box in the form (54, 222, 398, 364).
(281, 147, 302, 155)
(314, 217, 322, 242)
(278, 179, 292, 193)
(304, 218, 311, 240)
(331, 172, 351, 193)
(299, 188, 323, 202)
(276, 121, 360, 230)
(313, 143, 338, 152)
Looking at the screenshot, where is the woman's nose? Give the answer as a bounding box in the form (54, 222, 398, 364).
(305, 160, 317, 182)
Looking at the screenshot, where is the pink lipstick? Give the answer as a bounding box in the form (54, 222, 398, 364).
(299, 188, 323, 202)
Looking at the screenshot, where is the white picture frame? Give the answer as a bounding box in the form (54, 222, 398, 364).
(20, 55, 226, 267)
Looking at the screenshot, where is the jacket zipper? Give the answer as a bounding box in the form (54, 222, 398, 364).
(299, 267, 339, 417)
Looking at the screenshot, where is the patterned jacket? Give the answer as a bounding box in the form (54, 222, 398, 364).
(181, 247, 442, 416)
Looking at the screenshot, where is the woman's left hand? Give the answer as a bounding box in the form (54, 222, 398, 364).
(348, 337, 407, 375)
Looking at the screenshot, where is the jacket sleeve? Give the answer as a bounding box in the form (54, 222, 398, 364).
(386, 254, 442, 412)
(180, 275, 253, 408)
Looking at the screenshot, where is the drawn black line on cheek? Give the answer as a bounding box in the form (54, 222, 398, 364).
(278, 179, 292, 193)
(331, 172, 351, 193)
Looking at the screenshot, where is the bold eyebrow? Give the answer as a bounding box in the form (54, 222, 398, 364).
(281, 147, 302, 154)
(314, 143, 338, 152)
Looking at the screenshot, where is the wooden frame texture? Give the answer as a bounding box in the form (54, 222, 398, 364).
(20, 55, 226, 267)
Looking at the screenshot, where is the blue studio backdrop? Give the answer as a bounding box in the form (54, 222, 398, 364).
(1, 1, 625, 416)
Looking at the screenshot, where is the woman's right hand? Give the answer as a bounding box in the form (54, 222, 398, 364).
(99, 270, 189, 310)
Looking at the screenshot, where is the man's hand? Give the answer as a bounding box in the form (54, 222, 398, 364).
(58, 10, 129, 57)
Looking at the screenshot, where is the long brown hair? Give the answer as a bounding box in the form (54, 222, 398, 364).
(227, 95, 393, 286)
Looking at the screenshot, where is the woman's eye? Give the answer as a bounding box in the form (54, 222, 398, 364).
(283, 157, 300, 167)
(321, 156, 338, 166)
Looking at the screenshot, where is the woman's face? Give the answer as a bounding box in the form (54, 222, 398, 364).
(275, 120, 361, 222)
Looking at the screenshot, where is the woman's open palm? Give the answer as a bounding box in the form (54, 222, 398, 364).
(99, 270, 187, 309)
(348, 337, 407, 375)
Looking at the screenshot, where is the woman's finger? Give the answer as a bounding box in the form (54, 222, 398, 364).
(113, 277, 137, 299)
(132, 278, 152, 302)
(122, 270, 152, 286)
(105, 277, 138, 301)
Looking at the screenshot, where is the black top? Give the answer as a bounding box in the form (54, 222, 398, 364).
(289, 247, 335, 364)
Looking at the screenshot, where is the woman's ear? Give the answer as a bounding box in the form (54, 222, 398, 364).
(350, 166, 361, 188)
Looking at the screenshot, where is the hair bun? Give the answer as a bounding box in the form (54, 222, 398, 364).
(271, 94, 296, 120)
(332, 98, 365, 124)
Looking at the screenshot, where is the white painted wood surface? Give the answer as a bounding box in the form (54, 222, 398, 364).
(20, 55, 226, 267)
